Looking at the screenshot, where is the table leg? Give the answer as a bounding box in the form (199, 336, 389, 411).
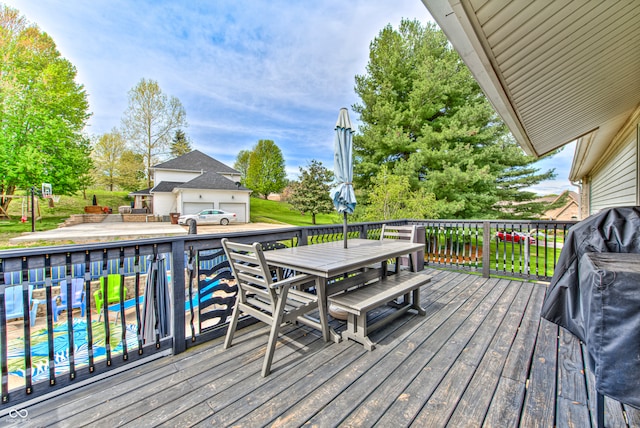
(315, 277, 341, 343)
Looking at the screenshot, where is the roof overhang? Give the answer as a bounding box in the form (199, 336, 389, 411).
(421, 0, 640, 179)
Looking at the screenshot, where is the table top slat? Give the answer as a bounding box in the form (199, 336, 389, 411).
(262, 239, 423, 278)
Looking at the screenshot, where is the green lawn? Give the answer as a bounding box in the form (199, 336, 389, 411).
(0, 190, 132, 246)
(249, 197, 342, 226)
(0, 193, 344, 247)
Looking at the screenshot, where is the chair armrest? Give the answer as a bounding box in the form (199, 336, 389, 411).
(270, 273, 313, 289)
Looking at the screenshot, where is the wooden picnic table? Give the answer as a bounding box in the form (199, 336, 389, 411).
(262, 238, 424, 342)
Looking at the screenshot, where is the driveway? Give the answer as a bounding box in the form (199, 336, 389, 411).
(8, 222, 292, 245)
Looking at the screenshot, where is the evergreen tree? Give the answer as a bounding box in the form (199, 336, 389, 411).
(170, 129, 192, 158)
(354, 19, 555, 219)
(288, 160, 335, 225)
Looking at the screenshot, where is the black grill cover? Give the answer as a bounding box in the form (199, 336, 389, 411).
(541, 206, 640, 408)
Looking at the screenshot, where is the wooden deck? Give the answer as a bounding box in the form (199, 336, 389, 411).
(13, 269, 640, 427)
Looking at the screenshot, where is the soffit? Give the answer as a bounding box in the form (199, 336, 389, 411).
(423, 0, 640, 159)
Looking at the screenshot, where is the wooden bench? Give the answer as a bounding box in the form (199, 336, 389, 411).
(328, 271, 431, 350)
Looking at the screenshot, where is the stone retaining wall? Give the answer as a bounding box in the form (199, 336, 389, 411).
(63, 214, 164, 226)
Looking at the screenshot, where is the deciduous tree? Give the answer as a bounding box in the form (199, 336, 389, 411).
(233, 150, 251, 185)
(92, 129, 126, 191)
(354, 19, 555, 219)
(288, 160, 334, 224)
(122, 78, 187, 187)
(361, 165, 438, 221)
(116, 150, 145, 192)
(0, 5, 91, 212)
(244, 140, 287, 199)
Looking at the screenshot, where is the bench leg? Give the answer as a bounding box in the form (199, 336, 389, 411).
(412, 289, 426, 316)
(341, 312, 376, 351)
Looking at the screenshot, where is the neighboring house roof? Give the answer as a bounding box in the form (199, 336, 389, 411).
(152, 150, 240, 175)
(129, 187, 152, 196)
(133, 151, 250, 195)
(176, 172, 250, 191)
(543, 191, 579, 221)
(495, 190, 580, 220)
(150, 175, 249, 194)
(150, 181, 184, 193)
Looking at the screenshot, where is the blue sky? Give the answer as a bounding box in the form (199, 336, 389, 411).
(4, 0, 575, 195)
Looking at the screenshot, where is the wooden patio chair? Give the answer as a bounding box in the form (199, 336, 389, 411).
(221, 238, 320, 377)
(380, 224, 417, 272)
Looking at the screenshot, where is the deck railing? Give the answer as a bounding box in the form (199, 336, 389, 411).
(0, 218, 575, 410)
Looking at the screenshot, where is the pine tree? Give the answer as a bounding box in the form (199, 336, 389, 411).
(354, 19, 555, 219)
(170, 129, 192, 158)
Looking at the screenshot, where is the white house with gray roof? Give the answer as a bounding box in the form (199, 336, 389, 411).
(134, 150, 251, 222)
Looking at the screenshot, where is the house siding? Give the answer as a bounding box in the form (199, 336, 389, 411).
(589, 126, 638, 214)
(154, 192, 179, 215)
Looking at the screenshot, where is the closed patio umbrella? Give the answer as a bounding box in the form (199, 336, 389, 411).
(330, 108, 357, 248)
(141, 256, 171, 344)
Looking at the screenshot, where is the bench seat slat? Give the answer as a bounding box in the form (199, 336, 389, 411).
(328, 271, 431, 350)
(329, 271, 430, 315)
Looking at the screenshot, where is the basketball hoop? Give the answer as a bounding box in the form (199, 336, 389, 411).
(51, 195, 60, 203)
(41, 183, 52, 198)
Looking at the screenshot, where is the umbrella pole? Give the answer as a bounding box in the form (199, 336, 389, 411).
(343, 212, 348, 248)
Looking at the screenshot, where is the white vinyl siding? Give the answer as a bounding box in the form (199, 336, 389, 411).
(590, 133, 637, 214)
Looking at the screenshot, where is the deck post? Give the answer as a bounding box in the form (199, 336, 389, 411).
(482, 221, 491, 278)
(171, 239, 186, 354)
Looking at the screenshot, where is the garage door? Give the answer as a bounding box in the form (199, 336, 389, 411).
(219, 203, 246, 223)
(183, 203, 213, 215)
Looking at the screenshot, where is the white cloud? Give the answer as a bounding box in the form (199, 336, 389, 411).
(4, 0, 571, 196)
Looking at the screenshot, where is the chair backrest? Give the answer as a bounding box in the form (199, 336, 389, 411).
(380, 224, 417, 242)
(100, 274, 123, 301)
(4, 284, 33, 320)
(51, 266, 67, 283)
(59, 278, 85, 305)
(28, 268, 46, 288)
(221, 238, 276, 307)
(72, 263, 85, 278)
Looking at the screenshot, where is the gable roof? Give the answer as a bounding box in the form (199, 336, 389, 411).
(150, 174, 249, 193)
(543, 191, 579, 220)
(151, 181, 184, 193)
(129, 187, 152, 196)
(177, 172, 249, 191)
(152, 150, 240, 175)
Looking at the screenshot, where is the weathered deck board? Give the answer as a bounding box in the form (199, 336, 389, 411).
(15, 269, 636, 428)
(445, 280, 533, 427)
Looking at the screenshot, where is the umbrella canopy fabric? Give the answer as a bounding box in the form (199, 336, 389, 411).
(330, 108, 357, 214)
(330, 108, 357, 248)
(140, 256, 171, 344)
